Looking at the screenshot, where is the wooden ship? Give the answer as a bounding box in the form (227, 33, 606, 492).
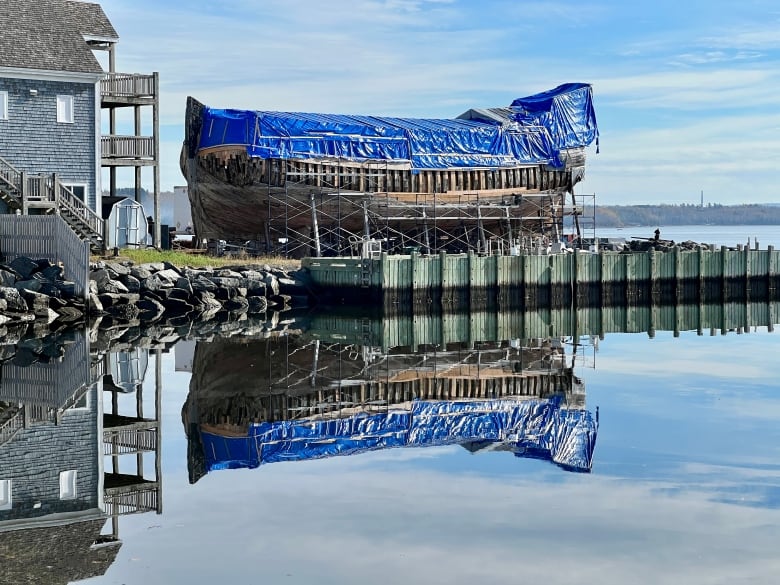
(181, 83, 599, 257)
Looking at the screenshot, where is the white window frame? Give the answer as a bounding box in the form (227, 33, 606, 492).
(0, 479, 11, 510)
(0, 91, 8, 120)
(63, 183, 88, 203)
(56, 94, 74, 124)
(59, 470, 77, 500)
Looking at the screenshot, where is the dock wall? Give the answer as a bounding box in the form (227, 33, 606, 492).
(303, 246, 780, 309)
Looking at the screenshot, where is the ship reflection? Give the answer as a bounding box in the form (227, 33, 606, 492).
(182, 334, 599, 481)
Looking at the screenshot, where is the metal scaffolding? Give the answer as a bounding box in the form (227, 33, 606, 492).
(257, 160, 594, 258)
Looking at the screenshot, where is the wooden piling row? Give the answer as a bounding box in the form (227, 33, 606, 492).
(303, 247, 780, 309)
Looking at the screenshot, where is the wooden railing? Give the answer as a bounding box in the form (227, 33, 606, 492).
(0, 155, 22, 204)
(0, 157, 103, 247)
(104, 484, 159, 516)
(103, 427, 158, 455)
(56, 181, 104, 239)
(101, 72, 156, 98)
(101, 135, 155, 159)
(0, 406, 25, 447)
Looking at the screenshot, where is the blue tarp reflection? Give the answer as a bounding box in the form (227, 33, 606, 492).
(197, 83, 598, 170)
(200, 397, 598, 474)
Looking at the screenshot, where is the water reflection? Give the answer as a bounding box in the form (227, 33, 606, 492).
(0, 301, 777, 583)
(0, 333, 161, 584)
(183, 336, 598, 480)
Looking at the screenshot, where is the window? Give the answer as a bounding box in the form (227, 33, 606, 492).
(63, 184, 87, 202)
(0, 480, 11, 510)
(56, 94, 74, 123)
(59, 470, 77, 500)
(0, 91, 7, 120)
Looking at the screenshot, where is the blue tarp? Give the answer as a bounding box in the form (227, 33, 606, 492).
(196, 83, 598, 170)
(199, 397, 598, 474)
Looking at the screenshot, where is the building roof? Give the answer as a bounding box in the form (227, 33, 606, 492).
(0, 517, 121, 585)
(66, 0, 118, 40)
(0, 0, 117, 75)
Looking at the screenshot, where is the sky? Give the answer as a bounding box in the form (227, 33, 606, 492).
(97, 0, 780, 206)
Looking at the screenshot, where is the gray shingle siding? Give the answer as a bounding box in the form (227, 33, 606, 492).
(0, 388, 99, 522)
(0, 77, 98, 210)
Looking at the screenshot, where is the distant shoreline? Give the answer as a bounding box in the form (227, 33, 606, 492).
(591, 204, 780, 228)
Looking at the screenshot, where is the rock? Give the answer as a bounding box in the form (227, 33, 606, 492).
(208, 276, 241, 289)
(160, 296, 194, 314)
(105, 302, 141, 321)
(99, 279, 130, 295)
(0, 269, 17, 287)
(14, 279, 41, 293)
(8, 256, 39, 279)
(278, 276, 308, 296)
(55, 281, 78, 299)
(105, 261, 131, 276)
(224, 296, 249, 312)
(34, 258, 54, 270)
(264, 273, 280, 296)
(136, 298, 166, 322)
(194, 291, 222, 313)
(0, 287, 28, 312)
(38, 282, 62, 299)
(247, 296, 268, 313)
(12, 348, 39, 367)
(139, 262, 165, 273)
(98, 293, 140, 307)
(55, 306, 84, 322)
(91, 268, 113, 288)
(191, 276, 217, 293)
(47, 296, 67, 310)
(130, 265, 153, 280)
(19, 289, 50, 317)
(39, 264, 65, 282)
(45, 308, 59, 324)
(88, 293, 105, 315)
(175, 277, 194, 296)
(118, 274, 141, 294)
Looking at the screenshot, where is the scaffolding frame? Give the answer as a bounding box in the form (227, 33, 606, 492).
(254, 160, 593, 258)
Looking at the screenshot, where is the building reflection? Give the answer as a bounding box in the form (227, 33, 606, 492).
(0, 330, 161, 584)
(181, 322, 599, 483)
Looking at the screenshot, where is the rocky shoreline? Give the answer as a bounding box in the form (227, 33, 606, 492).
(0, 256, 312, 339)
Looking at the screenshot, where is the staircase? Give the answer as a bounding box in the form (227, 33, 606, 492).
(0, 155, 104, 250)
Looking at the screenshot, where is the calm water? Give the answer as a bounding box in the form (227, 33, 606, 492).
(597, 224, 780, 249)
(1, 226, 779, 585)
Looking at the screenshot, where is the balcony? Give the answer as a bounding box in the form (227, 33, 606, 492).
(103, 478, 161, 516)
(101, 135, 156, 166)
(101, 72, 157, 106)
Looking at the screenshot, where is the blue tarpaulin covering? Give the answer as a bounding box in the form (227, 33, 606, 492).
(199, 397, 598, 474)
(196, 83, 598, 170)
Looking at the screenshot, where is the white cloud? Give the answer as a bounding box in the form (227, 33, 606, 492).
(97, 0, 780, 202)
(109, 462, 780, 584)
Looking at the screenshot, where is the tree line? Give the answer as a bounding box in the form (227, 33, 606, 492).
(592, 204, 780, 227)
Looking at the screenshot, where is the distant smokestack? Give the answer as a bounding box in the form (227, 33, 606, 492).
(700, 190, 704, 208)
